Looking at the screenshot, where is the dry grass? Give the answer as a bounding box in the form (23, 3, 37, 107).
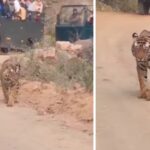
(97, 0, 138, 12)
(20, 48, 93, 92)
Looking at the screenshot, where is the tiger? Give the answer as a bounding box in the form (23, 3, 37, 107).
(0, 57, 21, 106)
(132, 30, 150, 100)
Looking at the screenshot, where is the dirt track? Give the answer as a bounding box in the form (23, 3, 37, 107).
(97, 12, 150, 150)
(0, 104, 92, 150)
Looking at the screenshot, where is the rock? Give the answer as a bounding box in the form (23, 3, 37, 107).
(56, 41, 83, 52)
(56, 41, 71, 51)
(75, 39, 93, 50)
(69, 44, 82, 52)
(56, 39, 93, 59)
(34, 48, 56, 61)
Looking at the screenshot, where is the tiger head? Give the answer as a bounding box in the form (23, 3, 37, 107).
(132, 32, 150, 61)
(2, 58, 21, 82)
(4, 64, 20, 81)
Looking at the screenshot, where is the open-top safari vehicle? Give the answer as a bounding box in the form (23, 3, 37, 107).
(56, 5, 93, 42)
(0, 0, 44, 53)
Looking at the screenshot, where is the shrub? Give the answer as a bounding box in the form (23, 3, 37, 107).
(20, 50, 93, 91)
(98, 0, 138, 12)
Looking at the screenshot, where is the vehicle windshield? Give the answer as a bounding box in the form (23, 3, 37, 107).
(59, 6, 85, 26)
(87, 5, 93, 12)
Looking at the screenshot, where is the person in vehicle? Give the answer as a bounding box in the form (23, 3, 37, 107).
(0, 0, 5, 16)
(14, 0, 20, 13)
(20, 0, 27, 9)
(69, 8, 81, 25)
(23, 0, 31, 9)
(34, 0, 43, 14)
(87, 10, 93, 25)
(27, 0, 43, 13)
(13, 0, 26, 20)
(0, 0, 43, 21)
(4, 0, 14, 18)
(18, 5, 26, 20)
(27, 0, 43, 21)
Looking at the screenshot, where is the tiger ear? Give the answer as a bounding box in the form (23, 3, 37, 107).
(132, 32, 138, 39)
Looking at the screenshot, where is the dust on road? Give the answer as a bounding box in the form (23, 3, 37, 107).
(97, 11, 150, 150)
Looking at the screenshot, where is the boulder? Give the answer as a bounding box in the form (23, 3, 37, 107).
(56, 41, 71, 51)
(75, 39, 93, 50)
(34, 48, 56, 61)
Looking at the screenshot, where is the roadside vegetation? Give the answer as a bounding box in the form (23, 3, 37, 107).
(20, 47, 93, 92)
(97, 0, 138, 12)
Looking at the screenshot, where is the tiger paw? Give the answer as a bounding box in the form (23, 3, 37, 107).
(145, 89, 150, 101)
(139, 88, 150, 100)
(138, 91, 147, 99)
(7, 103, 13, 107)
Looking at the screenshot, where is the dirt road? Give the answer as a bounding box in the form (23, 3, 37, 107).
(97, 12, 150, 150)
(0, 104, 92, 150)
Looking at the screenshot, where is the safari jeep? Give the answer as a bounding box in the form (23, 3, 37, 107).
(138, 0, 150, 14)
(56, 5, 93, 42)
